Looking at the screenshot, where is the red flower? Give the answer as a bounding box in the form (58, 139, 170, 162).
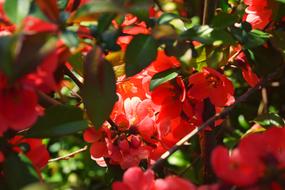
(112, 167, 155, 190)
(23, 16, 58, 33)
(243, 0, 272, 29)
(83, 127, 109, 159)
(10, 136, 50, 171)
(147, 50, 180, 76)
(114, 14, 150, 50)
(0, 86, 40, 133)
(236, 52, 260, 87)
(154, 176, 196, 190)
(211, 146, 262, 187)
(188, 67, 235, 107)
(112, 167, 196, 190)
(211, 127, 285, 187)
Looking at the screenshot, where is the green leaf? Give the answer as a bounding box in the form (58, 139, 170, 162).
(158, 13, 180, 24)
(13, 33, 56, 81)
(181, 25, 214, 45)
(168, 150, 189, 167)
(60, 30, 79, 48)
(150, 68, 179, 91)
(24, 105, 88, 138)
(254, 113, 285, 127)
(81, 48, 118, 128)
(245, 44, 283, 77)
(3, 153, 39, 190)
(231, 26, 271, 49)
(211, 12, 238, 29)
(4, 0, 32, 24)
(97, 13, 117, 34)
(125, 34, 158, 77)
(72, 0, 121, 20)
(223, 136, 239, 149)
(0, 36, 15, 77)
(206, 47, 229, 68)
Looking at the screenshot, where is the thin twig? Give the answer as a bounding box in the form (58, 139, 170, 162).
(153, 0, 163, 12)
(37, 90, 62, 106)
(48, 146, 88, 162)
(202, 0, 209, 25)
(63, 64, 83, 88)
(151, 69, 280, 171)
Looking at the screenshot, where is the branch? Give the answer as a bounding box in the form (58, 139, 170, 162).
(63, 64, 83, 88)
(202, 0, 209, 25)
(153, 0, 163, 12)
(37, 90, 62, 106)
(151, 70, 280, 171)
(48, 146, 88, 162)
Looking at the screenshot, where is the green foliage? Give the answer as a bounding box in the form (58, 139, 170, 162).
(254, 113, 285, 127)
(81, 48, 118, 128)
(24, 105, 88, 138)
(2, 153, 39, 190)
(4, 0, 32, 25)
(125, 34, 158, 76)
(150, 68, 179, 91)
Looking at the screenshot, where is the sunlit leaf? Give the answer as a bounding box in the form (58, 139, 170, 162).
(125, 34, 158, 76)
(24, 105, 88, 138)
(81, 47, 118, 128)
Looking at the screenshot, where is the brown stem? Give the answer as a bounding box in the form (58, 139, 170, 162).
(151, 69, 280, 171)
(258, 87, 268, 115)
(63, 64, 83, 88)
(48, 146, 88, 162)
(37, 90, 62, 106)
(202, 0, 209, 25)
(199, 99, 216, 183)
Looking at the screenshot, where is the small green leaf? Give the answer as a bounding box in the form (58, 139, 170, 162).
(61, 30, 79, 48)
(73, 0, 121, 19)
(97, 13, 117, 34)
(24, 105, 88, 138)
(158, 13, 180, 24)
(181, 25, 214, 45)
(4, 0, 32, 24)
(150, 68, 179, 91)
(3, 153, 39, 190)
(81, 47, 118, 128)
(168, 150, 189, 167)
(254, 113, 285, 127)
(125, 34, 158, 76)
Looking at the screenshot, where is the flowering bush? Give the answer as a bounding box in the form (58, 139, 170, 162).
(0, 0, 285, 189)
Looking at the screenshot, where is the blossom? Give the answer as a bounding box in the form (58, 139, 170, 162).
(112, 167, 155, 190)
(211, 127, 285, 187)
(243, 0, 272, 29)
(9, 136, 50, 171)
(154, 176, 196, 190)
(188, 67, 235, 107)
(236, 52, 260, 87)
(0, 85, 40, 134)
(211, 146, 262, 187)
(112, 167, 196, 190)
(0, 44, 64, 135)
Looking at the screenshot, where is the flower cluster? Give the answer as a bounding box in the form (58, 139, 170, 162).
(212, 126, 285, 188)
(84, 48, 235, 169)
